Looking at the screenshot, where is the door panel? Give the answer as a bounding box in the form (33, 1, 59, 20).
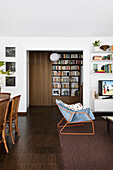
(29, 52, 52, 106)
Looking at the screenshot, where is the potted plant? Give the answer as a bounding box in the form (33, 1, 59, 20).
(0, 61, 12, 92)
(92, 40, 101, 51)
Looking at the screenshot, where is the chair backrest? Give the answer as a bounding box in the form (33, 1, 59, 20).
(56, 99, 75, 122)
(0, 93, 11, 99)
(10, 95, 21, 118)
(0, 98, 9, 128)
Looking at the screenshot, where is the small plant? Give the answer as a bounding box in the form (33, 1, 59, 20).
(0, 61, 12, 86)
(92, 40, 101, 47)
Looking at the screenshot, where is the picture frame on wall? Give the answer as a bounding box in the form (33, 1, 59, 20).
(6, 76, 16, 86)
(6, 47, 16, 57)
(6, 62, 16, 72)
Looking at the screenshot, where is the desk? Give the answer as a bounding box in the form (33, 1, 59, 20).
(106, 116, 113, 133)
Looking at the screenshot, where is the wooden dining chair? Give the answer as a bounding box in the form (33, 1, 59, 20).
(6, 95, 21, 144)
(0, 98, 10, 153)
(0, 93, 11, 99)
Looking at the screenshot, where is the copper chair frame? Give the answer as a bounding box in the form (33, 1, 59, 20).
(57, 104, 95, 135)
(0, 98, 9, 153)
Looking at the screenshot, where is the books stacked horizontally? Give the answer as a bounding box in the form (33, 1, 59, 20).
(93, 56, 102, 60)
(93, 55, 113, 60)
(102, 54, 113, 60)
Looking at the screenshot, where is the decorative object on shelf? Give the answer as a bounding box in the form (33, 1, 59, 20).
(100, 45, 110, 51)
(6, 47, 16, 57)
(92, 40, 101, 51)
(50, 53, 60, 61)
(0, 61, 12, 92)
(63, 90, 69, 96)
(94, 91, 98, 99)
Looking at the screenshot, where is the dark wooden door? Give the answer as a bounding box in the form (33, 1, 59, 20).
(29, 51, 52, 106)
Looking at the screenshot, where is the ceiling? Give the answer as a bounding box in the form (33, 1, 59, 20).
(0, 0, 113, 37)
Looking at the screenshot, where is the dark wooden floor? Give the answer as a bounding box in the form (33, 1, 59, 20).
(0, 106, 64, 170)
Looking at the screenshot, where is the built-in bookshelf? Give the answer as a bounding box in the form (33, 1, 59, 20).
(91, 51, 113, 74)
(52, 52, 83, 98)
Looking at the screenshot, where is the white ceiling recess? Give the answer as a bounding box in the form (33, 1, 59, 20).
(0, 0, 113, 37)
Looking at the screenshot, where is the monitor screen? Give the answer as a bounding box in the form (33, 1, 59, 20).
(102, 80, 113, 96)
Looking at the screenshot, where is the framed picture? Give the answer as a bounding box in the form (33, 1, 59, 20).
(6, 47, 16, 57)
(6, 77, 16, 86)
(6, 62, 16, 72)
(52, 89, 60, 96)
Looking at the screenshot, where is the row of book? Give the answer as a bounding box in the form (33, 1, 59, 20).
(93, 64, 113, 73)
(52, 77, 70, 82)
(71, 66, 80, 70)
(52, 83, 79, 88)
(70, 60, 82, 64)
(52, 77, 79, 82)
(52, 71, 61, 76)
(52, 71, 80, 76)
(53, 59, 83, 65)
(71, 84, 79, 88)
(61, 78, 69, 82)
(93, 54, 113, 60)
(101, 64, 112, 73)
(59, 54, 83, 59)
(52, 84, 61, 88)
(71, 77, 78, 82)
(52, 77, 60, 82)
(52, 66, 80, 70)
(70, 71, 80, 76)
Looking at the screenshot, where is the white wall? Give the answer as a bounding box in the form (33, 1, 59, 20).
(0, 37, 113, 112)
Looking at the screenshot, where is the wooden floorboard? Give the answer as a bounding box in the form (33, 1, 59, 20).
(0, 106, 64, 170)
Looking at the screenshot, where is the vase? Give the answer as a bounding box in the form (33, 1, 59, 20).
(92, 46, 100, 51)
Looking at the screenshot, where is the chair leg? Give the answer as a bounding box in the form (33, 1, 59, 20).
(59, 121, 95, 135)
(57, 117, 65, 127)
(15, 118, 20, 136)
(2, 128, 9, 153)
(10, 124, 15, 144)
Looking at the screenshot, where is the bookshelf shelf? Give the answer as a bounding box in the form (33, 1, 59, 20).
(91, 60, 113, 63)
(91, 51, 113, 53)
(52, 52, 83, 97)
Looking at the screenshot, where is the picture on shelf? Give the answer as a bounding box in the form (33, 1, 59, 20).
(52, 89, 60, 96)
(6, 62, 16, 72)
(6, 76, 15, 86)
(6, 47, 16, 57)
